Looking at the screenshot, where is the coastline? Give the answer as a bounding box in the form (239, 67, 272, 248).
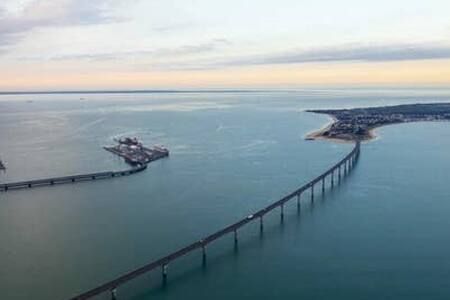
(305, 103, 450, 144)
(305, 113, 378, 143)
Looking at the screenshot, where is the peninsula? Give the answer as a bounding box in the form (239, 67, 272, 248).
(306, 103, 450, 142)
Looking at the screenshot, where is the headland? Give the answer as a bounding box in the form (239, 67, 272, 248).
(306, 103, 450, 142)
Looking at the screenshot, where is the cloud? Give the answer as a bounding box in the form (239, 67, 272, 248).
(21, 38, 231, 61)
(148, 42, 450, 71)
(154, 39, 231, 57)
(229, 43, 450, 65)
(152, 22, 196, 34)
(0, 0, 125, 52)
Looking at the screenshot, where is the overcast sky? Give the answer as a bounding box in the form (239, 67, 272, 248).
(1, 0, 450, 90)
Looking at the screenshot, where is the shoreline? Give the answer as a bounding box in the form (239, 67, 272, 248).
(306, 115, 450, 144)
(305, 114, 378, 143)
(304, 103, 450, 143)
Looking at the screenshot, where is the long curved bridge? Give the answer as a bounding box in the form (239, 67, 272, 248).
(0, 164, 147, 192)
(69, 141, 360, 300)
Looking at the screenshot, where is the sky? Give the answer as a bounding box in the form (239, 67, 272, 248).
(1, 0, 450, 90)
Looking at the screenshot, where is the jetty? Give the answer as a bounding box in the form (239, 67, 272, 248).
(68, 141, 360, 300)
(0, 137, 169, 192)
(0, 164, 147, 192)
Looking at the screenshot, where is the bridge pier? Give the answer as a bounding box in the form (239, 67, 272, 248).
(260, 216, 264, 232)
(162, 264, 168, 282)
(234, 230, 238, 245)
(311, 184, 314, 202)
(280, 204, 284, 221)
(338, 166, 341, 182)
(297, 193, 301, 212)
(202, 245, 207, 262)
(321, 178, 325, 193)
(110, 288, 117, 300)
(331, 171, 334, 188)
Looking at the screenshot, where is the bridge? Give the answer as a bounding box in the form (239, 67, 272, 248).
(0, 164, 147, 192)
(69, 141, 360, 300)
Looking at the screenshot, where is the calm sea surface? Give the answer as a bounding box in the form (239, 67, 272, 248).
(1, 89, 450, 300)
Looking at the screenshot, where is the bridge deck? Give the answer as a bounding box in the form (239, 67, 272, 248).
(0, 164, 147, 191)
(69, 142, 360, 300)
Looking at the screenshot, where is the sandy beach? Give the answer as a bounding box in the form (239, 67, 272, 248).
(305, 114, 378, 143)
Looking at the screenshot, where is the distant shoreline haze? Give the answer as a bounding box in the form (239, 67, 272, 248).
(2, 86, 450, 96)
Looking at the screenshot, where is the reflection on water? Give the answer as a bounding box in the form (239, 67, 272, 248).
(0, 90, 450, 300)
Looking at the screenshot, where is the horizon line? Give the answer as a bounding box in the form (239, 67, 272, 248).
(2, 85, 450, 96)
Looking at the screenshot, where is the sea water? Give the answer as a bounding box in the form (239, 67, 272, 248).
(0, 89, 450, 300)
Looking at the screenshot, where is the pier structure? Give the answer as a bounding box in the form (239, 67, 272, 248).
(0, 138, 169, 192)
(69, 141, 360, 300)
(0, 164, 147, 192)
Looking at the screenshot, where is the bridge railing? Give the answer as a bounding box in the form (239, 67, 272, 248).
(69, 141, 360, 300)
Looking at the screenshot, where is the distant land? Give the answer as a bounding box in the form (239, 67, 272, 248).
(0, 89, 266, 95)
(307, 103, 450, 142)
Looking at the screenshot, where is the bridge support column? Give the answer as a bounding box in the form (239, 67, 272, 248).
(234, 230, 238, 245)
(338, 166, 341, 182)
(297, 193, 301, 212)
(311, 185, 314, 202)
(202, 245, 207, 262)
(280, 204, 284, 221)
(321, 178, 325, 194)
(331, 171, 334, 188)
(260, 216, 264, 232)
(111, 288, 117, 300)
(162, 264, 168, 282)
